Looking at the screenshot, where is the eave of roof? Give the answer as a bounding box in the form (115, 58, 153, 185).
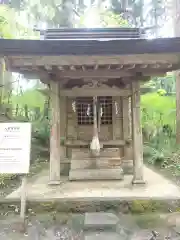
(1, 37, 180, 56)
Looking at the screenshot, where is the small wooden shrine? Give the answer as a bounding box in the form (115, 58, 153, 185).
(2, 28, 180, 184)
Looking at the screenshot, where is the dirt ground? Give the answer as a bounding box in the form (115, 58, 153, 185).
(0, 212, 84, 240)
(0, 212, 180, 240)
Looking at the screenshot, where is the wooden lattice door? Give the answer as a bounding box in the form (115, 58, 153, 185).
(76, 96, 113, 141)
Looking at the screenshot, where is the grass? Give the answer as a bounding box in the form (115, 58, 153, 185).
(133, 214, 165, 229)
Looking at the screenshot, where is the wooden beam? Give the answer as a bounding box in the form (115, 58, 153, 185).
(55, 68, 168, 79)
(13, 68, 169, 82)
(57, 69, 134, 78)
(64, 140, 127, 147)
(60, 88, 131, 97)
(9, 54, 179, 66)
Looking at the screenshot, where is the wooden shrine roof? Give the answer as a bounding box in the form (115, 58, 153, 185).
(1, 37, 180, 56)
(39, 27, 144, 40)
(1, 30, 180, 84)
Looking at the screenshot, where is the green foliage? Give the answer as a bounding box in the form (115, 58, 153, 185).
(0, 174, 19, 188)
(0, 6, 14, 38)
(99, 10, 129, 27)
(130, 200, 145, 213)
(15, 0, 76, 28)
(142, 74, 175, 96)
(32, 119, 65, 147)
(144, 141, 176, 166)
(32, 119, 50, 146)
(141, 93, 175, 127)
(157, 89, 166, 96)
(78, 7, 129, 27)
(11, 90, 45, 110)
(141, 92, 180, 177)
(0, 5, 35, 39)
(130, 200, 166, 214)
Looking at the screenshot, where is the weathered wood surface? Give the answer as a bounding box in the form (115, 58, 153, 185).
(2, 37, 180, 57)
(8, 54, 179, 67)
(173, 0, 180, 144)
(64, 140, 128, 148)
(60, 88, 131, 97)
(49, 80, 61, 184)
(131, 81, 145, 184)
(14, 64, 175, 82)
(122, 96, 132, 160)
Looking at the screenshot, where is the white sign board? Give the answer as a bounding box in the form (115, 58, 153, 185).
(0, 122, 31, 174)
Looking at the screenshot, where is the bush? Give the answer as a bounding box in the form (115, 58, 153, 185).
(141, 92, 175, 127)
(32, 119, 50, 146)
(0, 174, 19, 188)
(157, 89, 167, 96)
(32, 119, 65, 147)
(141, 92, 180, 177)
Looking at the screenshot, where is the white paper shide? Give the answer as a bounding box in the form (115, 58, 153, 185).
(0, 123, 31, 174)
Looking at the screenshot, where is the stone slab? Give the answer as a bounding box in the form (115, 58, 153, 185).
(71, 158, 121, 170)
(84, 212, 119, 229)
(100, 148, 120, 158)
(85, 232, 122, 240)
(6, 166, 180, 201)
(69, 168, 123, 180)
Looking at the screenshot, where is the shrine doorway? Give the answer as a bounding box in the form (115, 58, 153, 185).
(76, 96, 113, 141)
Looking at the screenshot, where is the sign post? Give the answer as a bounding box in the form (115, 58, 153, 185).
(20, 175, 27, 221)
(0, 122, 31, 224)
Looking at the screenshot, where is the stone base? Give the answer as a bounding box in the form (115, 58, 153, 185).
(71, 157, 122, 170)
(84, 212, 119, 230)
(132, 179, 146, 185)
(84, 212, 122, 240)
(121, 160, 133, 174)
(69, 168, 124, 181)
(48, 180, 61, 185)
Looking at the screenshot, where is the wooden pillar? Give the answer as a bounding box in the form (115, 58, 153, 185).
(122, 96, 131, 159)
(173, 0, 180, 144)
(131, 81, 145, 184)
(49, 80, 61, 184)
(121, 96, 133, 174)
